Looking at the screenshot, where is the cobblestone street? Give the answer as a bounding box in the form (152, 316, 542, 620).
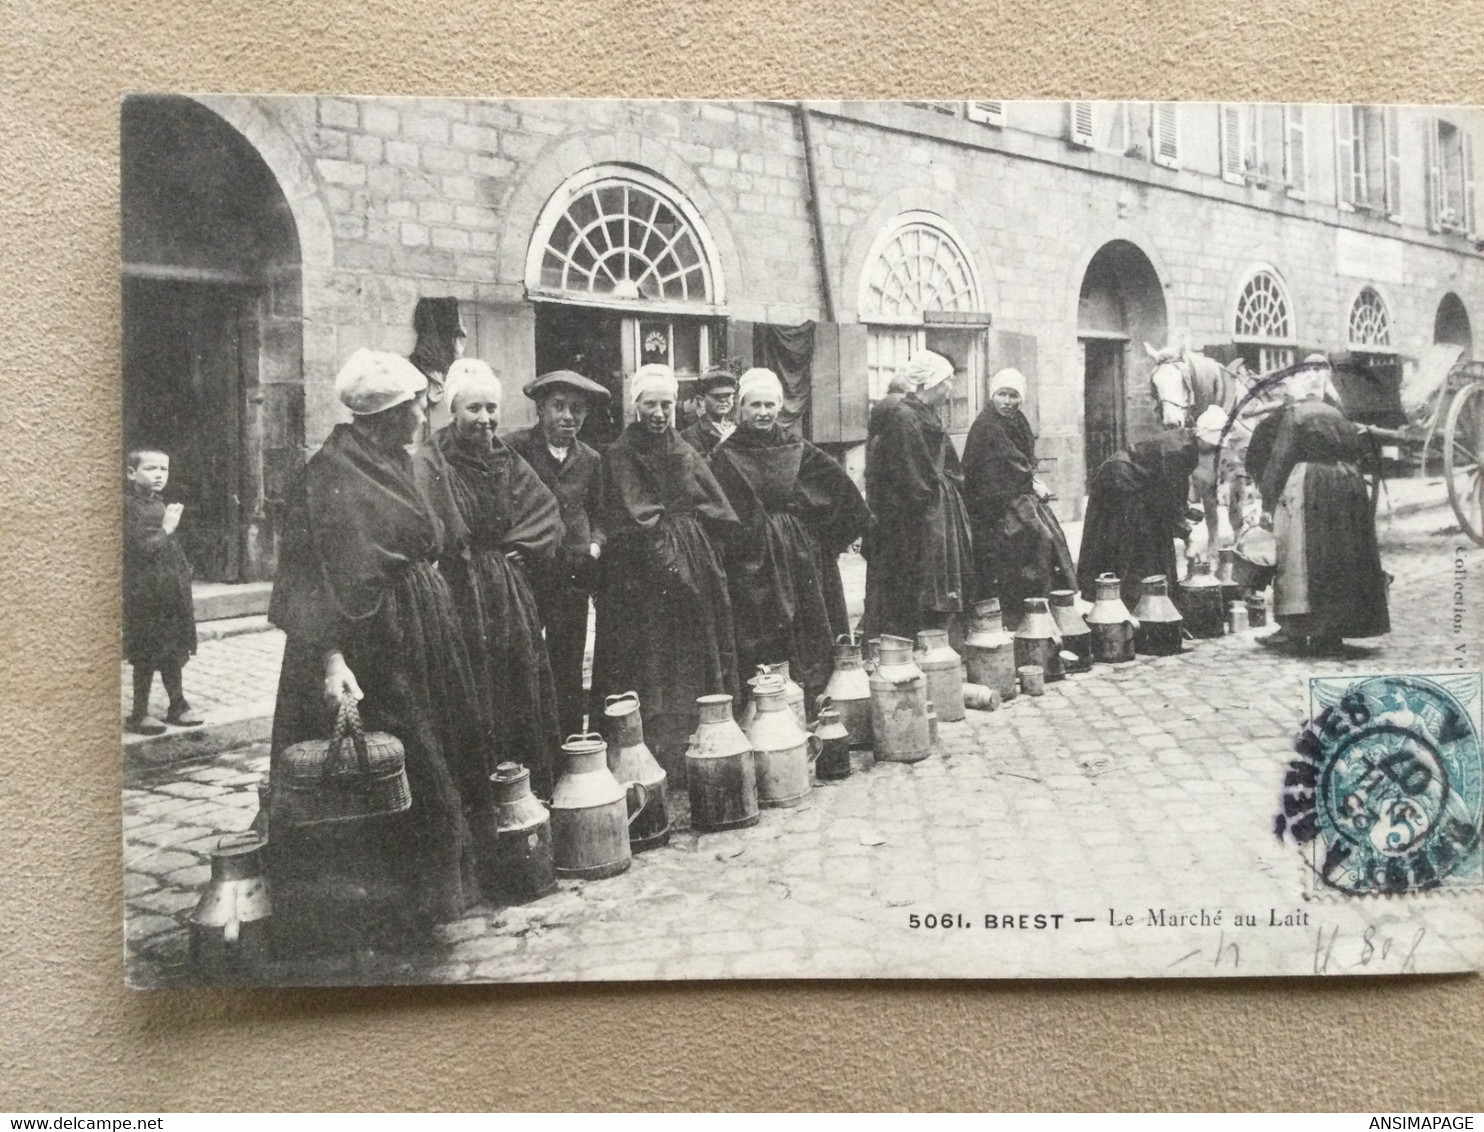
(123, 502, 1484, 986)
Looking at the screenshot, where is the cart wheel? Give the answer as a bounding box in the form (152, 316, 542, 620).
(1444, 380, 1484, 546)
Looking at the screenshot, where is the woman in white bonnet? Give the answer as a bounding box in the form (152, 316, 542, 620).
(961, 367, 1075, 629)
(861, 349, 975, 642)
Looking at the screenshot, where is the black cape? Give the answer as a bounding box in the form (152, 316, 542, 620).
(122, 486, 196, 666)
(1246, 401, 1389, 639)
(591, 425, 740, 766)
(417, 427, 565, 798)
(1077, 431, 1199, 607)
(266, 423, 482, 936)
(961, 404, 1075, 625)
(709, 425, 870, 696)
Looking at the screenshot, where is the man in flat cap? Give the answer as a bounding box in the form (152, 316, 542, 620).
(506, 370, 611, 737)
(679, 369, 739, 456)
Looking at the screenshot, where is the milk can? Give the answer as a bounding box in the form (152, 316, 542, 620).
(1133, 575, 1184, 656)
(1086, 573, 1138, 664)
(1178, 559, 1225, 639)
(1049, 590, 1093, 672)
(603, 691, 670, 853)
(739, 662, 806, 732)
(685, 694, 760, 832)
(811, 696, 853, 781)
(1014, 597, 1065, 682)
(914, 628, 965, 722)
(1246, 592, 1269, 628)
(961, 598, 1017, 702)
(550, 732, 650, 880)
(869, 634, 932, 763)
(962, 683, 1001, 711)
(1216, 547, 1242, 607)
(188, 832, 273, 975)
(480, 762, 559, 905)
(746, 675, 821, 807)
(1228, 601, 1249, 634)
(823, 634, 873, 748)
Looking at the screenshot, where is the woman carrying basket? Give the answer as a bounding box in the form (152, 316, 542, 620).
(266, 349, 486, 952)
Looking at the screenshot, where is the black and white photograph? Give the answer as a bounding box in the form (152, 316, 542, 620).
(119, 95, 1484, 987)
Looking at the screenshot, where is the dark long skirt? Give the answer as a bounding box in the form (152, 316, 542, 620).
(1076, 487, 1180, 609)
(983, 494, 1077, 628)
(268, 560, 482, 951)
(592, 515, 738, 776)
(448, 550, 561, 799)
(1278, 460, 1390, 640)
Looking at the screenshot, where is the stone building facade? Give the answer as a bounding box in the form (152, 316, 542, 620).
(121, 95, 1484, 582)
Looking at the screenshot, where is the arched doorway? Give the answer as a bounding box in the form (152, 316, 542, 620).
(859, 211, 988, 435)
(1436, 292, 1473, 354)
(525, 164, 727, 445)
(121, 95, 303, 583)
(1077, 240, 1167, 480)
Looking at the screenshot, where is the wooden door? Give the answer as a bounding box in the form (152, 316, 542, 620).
(123, 278, 253, 582)
(1083, 338, 1126, 483)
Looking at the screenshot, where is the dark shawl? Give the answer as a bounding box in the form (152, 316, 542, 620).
(961, 405, 1075, 625)
(709, 425, 870, 694)
(418, 426, 564, 797)
(122, 486, 196, 665)
(861, 394, 975, 640)
(1246, 400, 1389, 639)
(679, 416, 732, 456)
(266, 423, 481, 934)
(591, 424, 740, 763)
(1076, 430, 1199, 607)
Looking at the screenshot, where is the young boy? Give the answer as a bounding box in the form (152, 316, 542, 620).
(123, 448, 201, 734)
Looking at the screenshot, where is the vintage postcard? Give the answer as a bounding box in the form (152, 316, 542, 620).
(120, 96, 1484, 986)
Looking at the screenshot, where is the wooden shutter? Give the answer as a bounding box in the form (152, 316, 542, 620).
(1219, 104, 1245, 183)
(1284, 104, 1307, 198)
(1153, 103, 1179, 169)
(1384, 106, 1403, 218)
(1424, 116, 1443, 231)
(965, 101, 1006, 127)
(1334, 105, 1356, 207)
(1465, 129, 1478, 237)
(1069, 101, 1095, 147)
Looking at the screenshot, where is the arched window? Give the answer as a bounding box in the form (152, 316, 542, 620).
(1232, 268, 1296, 373)
(527, 166, 721, 307)
(859, 213, 986, 430)
(1348, 287, 1392, 349)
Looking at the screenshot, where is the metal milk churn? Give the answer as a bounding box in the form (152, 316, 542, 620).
(685, 693, 760, 832)
(550, 732, 650, 880)
(1132, 575, 1184, 656)
(1014, 597, 1065, 682)
(822, 634, 873, 749)
(603, 691, 670, 853)
(869, 634, 932, 763)
(1086, 573, 1138, 664)
(812, 696, 853, 781)
(1049, 590, 1093, 672)
(746, 675, 821, 808)
(1178, 559, 1225, 639)
(739, 663, 806, 732)
(1216, 547, 1242, 607)
(914, 628, 966, 722)
(188, 832, 273, 975)
(481, 762, 559, 904)
(961, 597, 1017, 703)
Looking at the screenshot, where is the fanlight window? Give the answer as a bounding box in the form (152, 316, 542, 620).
(862, 221, 978, 319)
(538, 178, 712, 303)
(1349, 287, 1392, 348)
(1234, 270, 1293, 342)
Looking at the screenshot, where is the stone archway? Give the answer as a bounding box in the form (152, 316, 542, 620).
(1436, 291, 1473, 355)
(1077, 239, 1168, 481)
(122, 95, 306, 582)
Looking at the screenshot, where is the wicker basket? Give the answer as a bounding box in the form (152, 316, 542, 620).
(272, 695, 412, 828)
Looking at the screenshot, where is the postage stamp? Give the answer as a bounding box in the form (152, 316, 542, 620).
(1279, 673, 1484, 897)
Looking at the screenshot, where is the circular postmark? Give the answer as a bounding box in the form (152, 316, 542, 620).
(1278, 674, 1483, 895)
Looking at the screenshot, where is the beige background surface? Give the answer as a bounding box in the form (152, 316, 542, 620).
(3, 0, 1483, 1111)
